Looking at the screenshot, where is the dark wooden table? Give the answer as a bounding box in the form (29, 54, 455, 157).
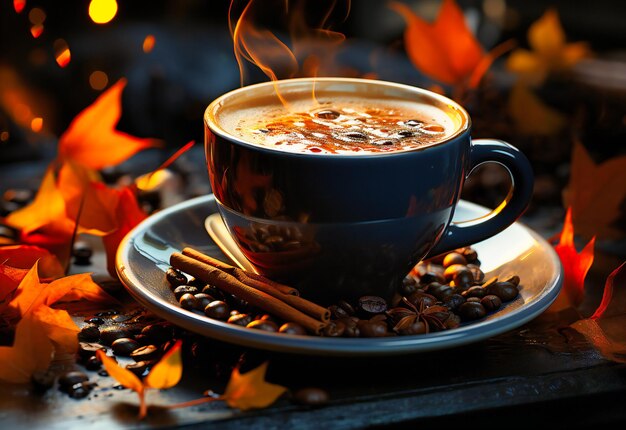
(2, 151, 626, 429)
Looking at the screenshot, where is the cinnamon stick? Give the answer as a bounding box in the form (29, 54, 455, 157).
(182, 247, 330, 322)
(170, 252, 326, 334)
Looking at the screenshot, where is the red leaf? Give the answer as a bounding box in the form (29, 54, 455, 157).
(0, 245, 64, 280)
(549, 208, 595, 312)
(58, 79, 160, 169)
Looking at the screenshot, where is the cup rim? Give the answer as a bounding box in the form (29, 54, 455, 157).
(205, 77, 471, 158)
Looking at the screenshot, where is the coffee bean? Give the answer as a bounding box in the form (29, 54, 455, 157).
(246, 320, 278, 332)
(194, 293, 214, 311)
(130, 345, 160, 362)
(293, 387, 330, 406)
(458, 302, 486, 321)
(328, 305, 350, 320)
(443, 252, 467, 267)
(442, 294, 465, 311)
(321, 321, 345, 337)
(444, 313, 461, 329)
(202, 285, 225, 300)
(112, 338, 140, 356)
(453, 268, 474, 289)
(357, 296, 387, 315)
(337, 300, 356, 316)
(504, 275, 521, 287)
(78, 342, 107, 360)
(263, 189, 284, 217)
(58, 371, 89, 392)
(487, 282, 519, 301)
(358, 320, 388, 337)
(315, 109, 340, 120)
(72, 241, 93, 265)
(100, 327, 133, 346)
(78, 325, 100, 342)
(177, 293, 197, 310)
(481, 295, 502, 312)
(205, 300, 230, 320)
(462, 286, 487, 299)
(399, 277, 418, 296)
(141, 324, 173, 344)
(85, 355, 102, 371)
(84, 316, 105, 326)
(338, 318, 360, 337)
(428, 283, 454, 301)
(467, 264, 484, 283)
(31, 370, 56, 393)
(227, 313, 252, 327)
(126, 361, 149, 377)
(457, 247, 478, 263)
(395, 319, 427, 335)
(279, 322, 308, 336)
(466, 297, 482, 303)
(406, 291, 437, 308)
(68, 381, 95, 399)
(174, 285, 199, 300)
(166, 267, 187, 287)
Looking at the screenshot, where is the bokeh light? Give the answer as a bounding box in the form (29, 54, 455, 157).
(30, 117, 43, 132)
(54, 39, 71, 68)
(13, 0, 26, 13)
(143, 35, 156, 53)
(89, 0, 118, 25)
(89, 70, 109, 90)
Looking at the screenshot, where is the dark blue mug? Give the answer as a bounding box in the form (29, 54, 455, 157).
(204, 78, 533, 303)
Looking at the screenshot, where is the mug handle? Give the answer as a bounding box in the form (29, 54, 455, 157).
(427, 138, 534, 257)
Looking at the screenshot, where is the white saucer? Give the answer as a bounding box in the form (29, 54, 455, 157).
(116, 195, 563, 356)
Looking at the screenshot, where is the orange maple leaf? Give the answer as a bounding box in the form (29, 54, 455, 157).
(563, 142, 626, 241)
(169, 361, 287, 411)
(0, 312, 54, 383)
(0, 245, 64, 281)
(507, 82, 566, 136)
(97, 340, 183, 419)
(507, 9, 590, 86)
(390, 0, 513, 88)
(548, 208, 595, 313)
(57, 79, 160, 170)
(570, 262, 626, 362)
(4, 166, 75, 254)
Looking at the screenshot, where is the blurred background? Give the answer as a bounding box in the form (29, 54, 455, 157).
(1, 0, 625, 242)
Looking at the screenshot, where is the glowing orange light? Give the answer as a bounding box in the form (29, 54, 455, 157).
(14, 0, 26, 13)
(89, 0, 118, 24)
(89, 70, 109, 90)
(30, 117, 43, 133)
(30, 24, 44, 38)
(143, 35, 155, 53)
(54, 39, 71, 68)
(28, 7, 46, 24)
(0, 131, 9, 142)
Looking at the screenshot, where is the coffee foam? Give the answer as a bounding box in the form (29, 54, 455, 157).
(217, 93, 457, 155)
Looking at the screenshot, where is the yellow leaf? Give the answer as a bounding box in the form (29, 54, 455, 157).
(506, 49, 547, 86)
(32, 306, 80, 355)
(223, 362, 287, 410)
(97, 349, 144, 392)
(507, 83, 566, 136)
(144, 340, 183, 389)
(0, 313, 54, 383)
(5, 167, 75, 238)
(528, 9, 565, 55)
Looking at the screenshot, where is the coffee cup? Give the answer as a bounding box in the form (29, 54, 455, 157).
(204, 78, 533, 303)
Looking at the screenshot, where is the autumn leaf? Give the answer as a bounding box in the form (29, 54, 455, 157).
(507, 9, 590, 86)
(0, 245, 64, 280)
(0, 312, 54, 383)
(57, 79, 160, 170)
(222, 362, 287, 410)
(4, 166, 75, 253)
(570, 262, 626, 363)
(563, 142, 626, 241)
(507, 82, 566, 136)
(390, 0, 512, 89)
(97, 340, 183, 419)
(548, 208, 595, 313)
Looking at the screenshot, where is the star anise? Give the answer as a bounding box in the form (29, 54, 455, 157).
(386, 297, 450, 335)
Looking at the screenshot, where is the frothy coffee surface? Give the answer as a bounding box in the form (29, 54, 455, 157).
(220, 95, 455, 155)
